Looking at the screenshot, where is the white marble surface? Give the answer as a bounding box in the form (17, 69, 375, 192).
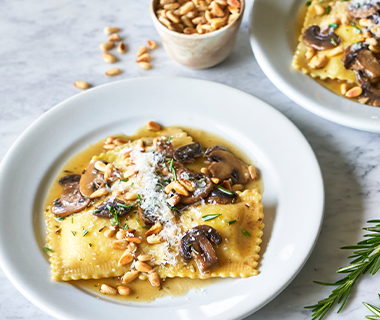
(1, 0, 380, 319)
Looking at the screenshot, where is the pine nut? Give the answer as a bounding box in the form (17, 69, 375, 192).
(327, 46, 344, 57)
(366, 37, 378, 46)
(305, 47, 316, 60)
(128, 242, 137, 253)
(369, 45, 380, 53)
(135, 261, 152, 273)
(145, 222, 163, 236)
(222, 180, 232, 191)
(94, 160, 107, 172)
(345, 86, 363, 98)
(138, 254, 152, 262)
(148, 272, 161, 287)
(200, 167, 210, 176)
(341, 14, 349, 26)
(248, 165, 258, 180)
(108, 33, 121, 42)
(147, 40, 157, 50)
(197, 5, 209, 11)
(116, 229, 135, 239)
(74, 81, 89, 89)
(106, 137, 115, 144)
(103, 52, 116, 63)
(227, 0, 240, 7)
(212, 3, 225, 17)
(228, 13, 239, 24)
(181, 15, 194, 27)
(101, 284, 117, 295)
(147, 234, 164, 244)
(179, 179, 195, 192)
(125, 236, 142, 243)
(117, 286, 131, 296)
(138, 62, 152, 70)
(167, 194, 181, 206)
(164, 3, 180, 9)
(103, 144, 116, 150)
(179, 2, 195, 15)
(122, 270, 140, 283)
(371, 25, 380, 34)
(330, 16, 341, 25)
(147, 121, 161, 131)
(309, 55, 328, 69)
(104, 27, 120, 34)
(136, 53, 151, 63)
(184, 27, 198, 34)
(139, 274, 148, 280)
(114, 138, 128, 145)
(228, 5, 239, 14)
(186, 10, 198, 18)
(118, 251, 133, 266)
(104, 227, 116, 238)
(105, 68, 121, 76)
(117, 41, 127, 53)
(100, 42, 115, 51)
(210, 18, 226, 29)
(358, 97, 369, 104)
(90, 188, 108, 199)
(232, 184, 243, 192)
(216, 0, 228, 5)
(341, 83, 349, 95)
(362, 31, 372, 38)
(314, 4, 325, 15)
(104, 163, 114, 181)
(167, 11, 180, 23)
(109, 240, 129, 250)
(359, 18, 374, 27)
(211, 177, 219, 184)
(205, 10, 213, 22)
(160, 0, 176, 4)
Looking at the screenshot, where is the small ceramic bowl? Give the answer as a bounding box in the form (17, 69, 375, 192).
(150, 0, 245, 69)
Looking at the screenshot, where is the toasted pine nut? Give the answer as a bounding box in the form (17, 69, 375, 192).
(128, 242, 137, 253)
(211, 177, 219, 184)
(232, 184, 243, 192)
(138, 254, 152, 262)
(114, 138, 128, 145)
(192, 15, 207, 24)
(210, 17, 226, 29)
(164, 3, 180, 9)
(179, 1, 195, 15)
(105, 137, 115, 144)
(101, 284, 117, 295)
(104, 27, 120, 34)
(330, 16, 341, 25)
(227, 0, 240, 7)
(108, 33, 121, 42)
(100, 42, 115, 51)
(215, 0, 228, 5)
(200, 167, 210, 176)
(146, 120, 161, 131)
(147, 234, 164, 244)
(371, 25, 380, 34)
(136, 53, 151, 63)
(109, 240, 129, 250)
(104, 227, 116, 238)
(105, 67, 121, 76)
(181, 15, 194, 27)
(125, 236, 142, 243)
(213, 3, 225, 17)
(341, 14, 349, 26)
(118, 251, 133, 266)
(94, 160, 107, 172)
(167, 10, 180, 23)
(345, 86, 363, 98)
(186, 10, 198, 18)
(184, 27, 198, 34)
(103, 143, 116, 150)
(340, 83, 349, 95)
(139, 274, 149, 280)
(122, 270, 140, 284)
(90, 188, 108, 199)
(117, 286, 131, 296)
(205, 10, 213, 22)
(138, 62, 152, 70)
(104, 163, 114, 181)
(167, 193, 182, 206)
(103, 52, 116, 63)
(228, 13, 239, 24)
(248, 165, 258, 180)
(366, 37, 378, 46)
(369, 45, 380, 53)
(145, 222, 163, 236)
(147, 40, 157, 50)
(327, 46, 344, 57)
(149, 272, 161, 287)
(160, 0, 176, 4)
(314, 4, 325, 15)
(305, 47, 316, 60)
(222, 180, 232, 191)
(116, 229, 135, 240)
(137, 46, 148, 57)
(135, 261, 152, 273)
(118, 41, 127, 53)
(309, 55, 328, 69)
(359, 18, 374, 27)
(74, 81, 89, 89)
(358, 97, 369, 104)
(228, 5, 239, 14)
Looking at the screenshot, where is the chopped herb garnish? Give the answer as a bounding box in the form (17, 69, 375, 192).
(356, 3, 360, 7)
(319, 1, 325, 3)
(331, 38, 337, 46)
(227, 219, 237, 225)
(43, 247, 54, 253)
(241, 229, 251, 237)
(83, 228, 89, 237)
(136, 218, 140, 225)
(329, 23, 338, 30)
(170, 206, 178, 212)
(71, 217, 74, 224)
(306, 1, 311, 5)
(326, 5, 331, 14)
(202, 214, 221, 221)
(187, 243, 192, 247)
(167, 136, 172, 143)
(131, 182, 134, 186)
(123, 223, 129, 230)
(215, 184, 234, 195)
(351, 21, 356, 26)
(354, 26, 362, 33)
(54, 216, 65, 222)
(117, 203, 133, 209)
(89, 243, 92, 248)
(93, 209, 101, 213)
(191, 247, 199, 255)
(71, 231, 76, 236)
(121, 178, 129, 182)
(137, 194, 143, 203)
(141, 226, 149, 229)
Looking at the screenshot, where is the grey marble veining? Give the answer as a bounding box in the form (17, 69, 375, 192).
(1, 0, 380, 319)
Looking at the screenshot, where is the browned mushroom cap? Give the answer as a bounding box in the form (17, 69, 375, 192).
(79, 161, 107, 197)
(207, 149, 250, 184)
(207, 185, 238, 204)
(180, 173, 213, 205)
(205, 145, 229, 155)
(156, 139, 174, 158)
(138, 206, 155, 226)
(347, 2, 380, 19)
(179, 225, 222, 273)
(51, 180, 90, 217)
(93, 198, 134, 218)
(302, 26, 340, 51)
(173, 142, 203, 163)
(59, 174, 81, 185)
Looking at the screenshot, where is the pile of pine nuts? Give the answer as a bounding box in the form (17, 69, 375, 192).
(156, 0, 241, 34)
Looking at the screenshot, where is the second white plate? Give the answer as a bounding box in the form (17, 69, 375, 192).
(0, 77, 324, 319)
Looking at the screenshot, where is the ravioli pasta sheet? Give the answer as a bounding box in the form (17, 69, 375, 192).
(292, 0, 360, 83)
(45, 126, 264, 284)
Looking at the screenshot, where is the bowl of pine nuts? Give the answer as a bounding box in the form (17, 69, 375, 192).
(150, 0, 244, 69)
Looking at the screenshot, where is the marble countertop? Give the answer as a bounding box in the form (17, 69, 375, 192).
(1, 0, 380, 319)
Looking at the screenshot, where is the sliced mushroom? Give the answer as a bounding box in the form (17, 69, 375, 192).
(302, 25, 340, 51)
(156, 139, 174, 158)
(51, 177, 90, 217)
(58, 174, 81, 185)
(205, 145, 229, 155)
(138, 206, 155, 226)
(179, 225, 222, 273)
(93, 198, 134, 218)
(207, 149, 250, 184)
(360, 79, 380, 106)
(207, 185, 238, 204)
(180, 173, 213, 205)
(79, 161, 107, 197)
(173, 142, 203, 163)
(347, 3, 380, 19)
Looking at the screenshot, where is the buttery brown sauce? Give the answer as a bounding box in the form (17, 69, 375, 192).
(45, 126, 263, 302)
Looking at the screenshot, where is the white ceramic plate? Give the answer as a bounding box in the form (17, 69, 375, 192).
(0, 77, 323, 320)
(249, 0, 380, 132)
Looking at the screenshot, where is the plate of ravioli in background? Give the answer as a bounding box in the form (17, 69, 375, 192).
(250, 0, 380, 133)
(0, 77, 324, 320)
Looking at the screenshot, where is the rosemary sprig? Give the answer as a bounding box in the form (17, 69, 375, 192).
(305, 220, 380, 320)
(363, 294, 380, 320)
